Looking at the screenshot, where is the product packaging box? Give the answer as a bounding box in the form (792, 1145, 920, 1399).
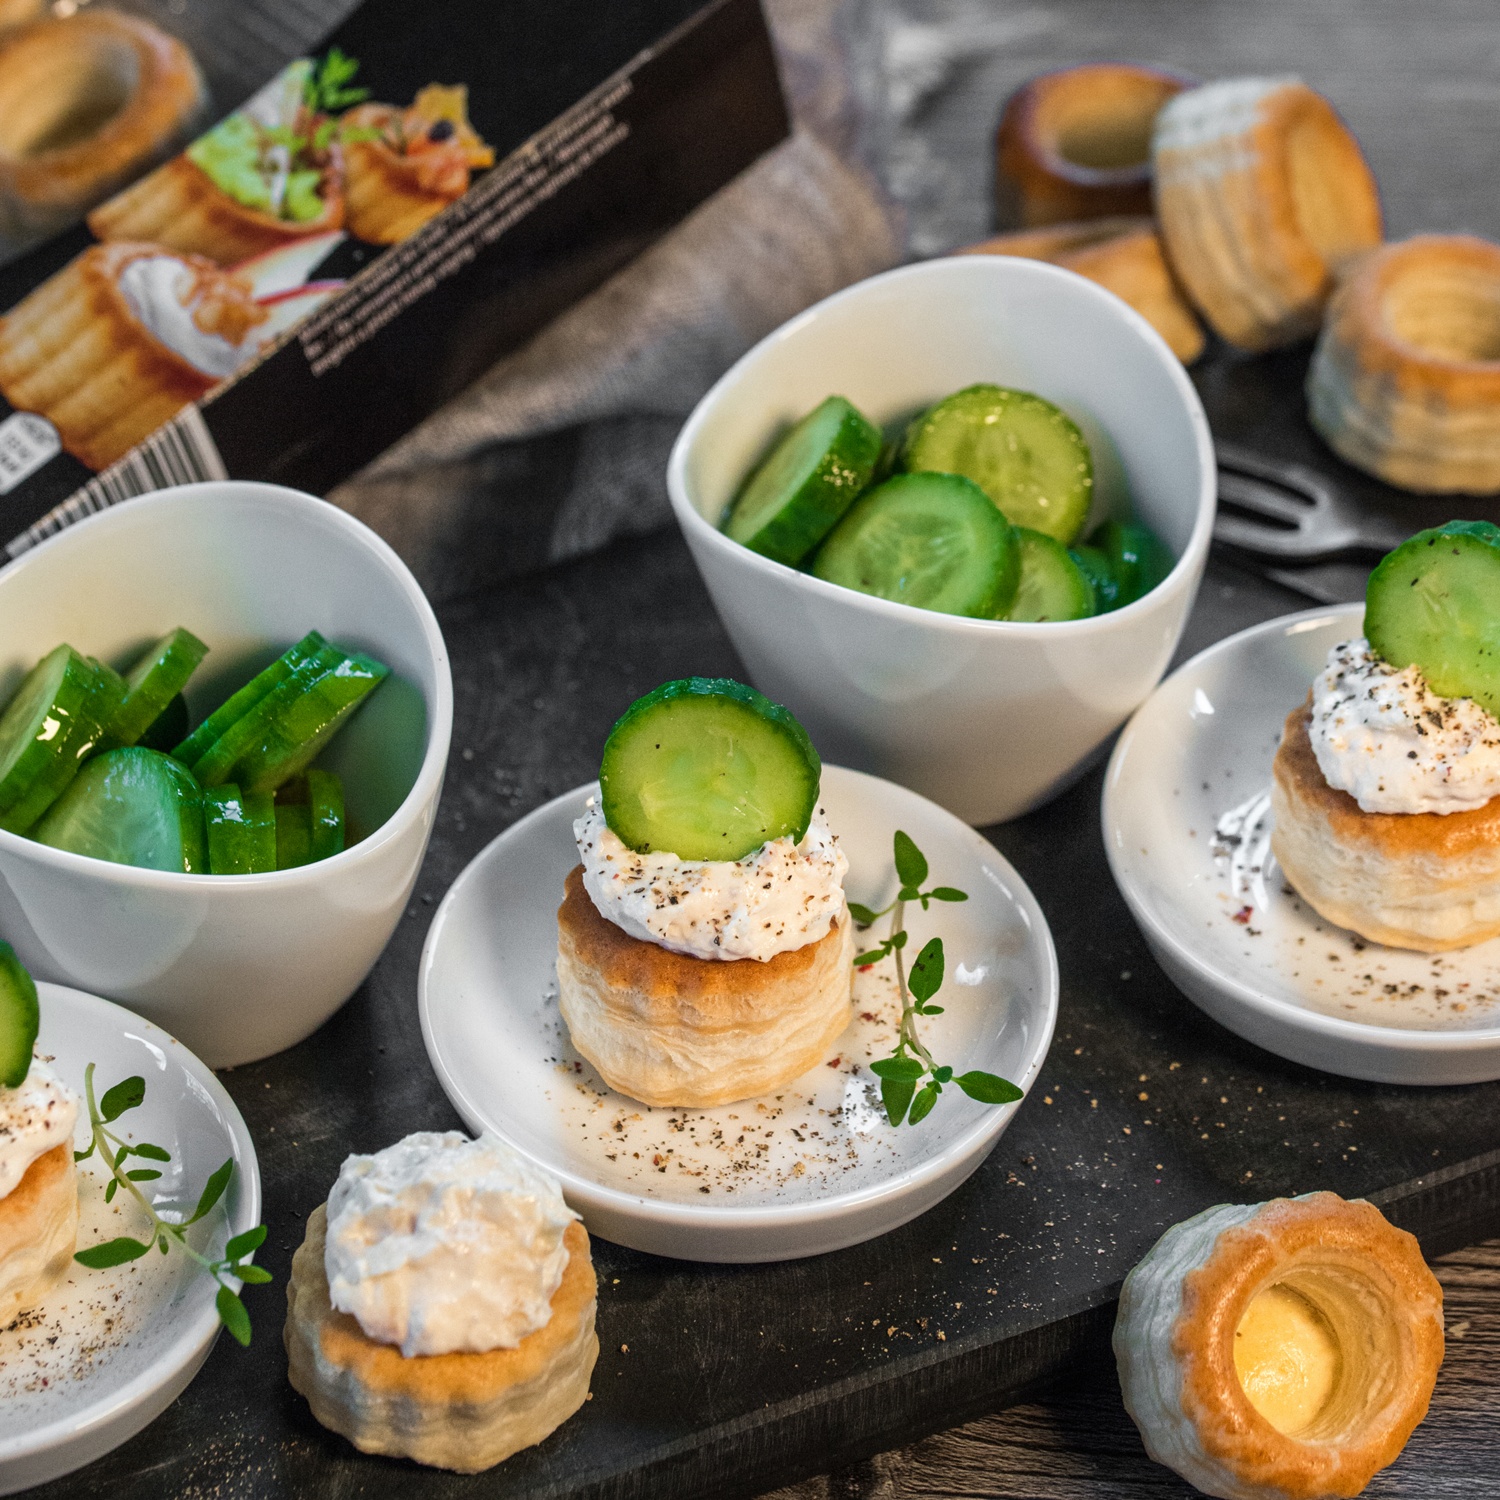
(0, 0, 788, 554)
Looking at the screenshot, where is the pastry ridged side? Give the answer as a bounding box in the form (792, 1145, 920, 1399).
(0, 1145, 79, 1325)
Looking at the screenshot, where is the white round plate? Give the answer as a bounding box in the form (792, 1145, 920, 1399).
(1104, 603, 1500, 1085)
(0, 984, 261, 1495)
(420, 765, 1058, 1262)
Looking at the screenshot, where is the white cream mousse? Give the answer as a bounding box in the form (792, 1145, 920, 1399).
(1309, 637, 1500, 814)
(324, 1131, 578, 1358)
(574, 799, 848, 961)
(0, 1056, 78, 1201)
(117, 254, 265, 380)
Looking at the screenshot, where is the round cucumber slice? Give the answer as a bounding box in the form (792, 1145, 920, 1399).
(1004, 529, 1097, 621)
(1069, 544, 1122, 612)
(171, 630, 325, 767)
(33, 748, 206, 873)
(306, 768, 345, 861)
(901, 384, 1094, 544)
(724, 396, 882, 567)
(811, 472, 1019, 618)
(600, 678, 821, 861)
(204, 785, 276, 874)
(109, 627, 209, 748)
(0, 942, 39, 1089)
(0, 645, 98, 823)
(1091, 519, 1173, 606)
(1366, 521, 1500, 717)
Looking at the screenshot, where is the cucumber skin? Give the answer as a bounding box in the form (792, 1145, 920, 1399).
(1366, 521, 1500, 716)
(1069, 545, 1122, 612)
(204, 785, 276, 875)
(0, 647, 99, 829)
(275, 805, 313, 869)
(108, 628, 209, 748)
(1091, 520, 1173, 606)
(600, 677, 821, 858)
(726, 396, 882, 567)
(306, 769, 345, 861)
(0, 941, 39, 1089)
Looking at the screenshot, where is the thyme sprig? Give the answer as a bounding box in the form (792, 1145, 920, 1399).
(72, 1064, 270, 1346)
(853, 831, 1023, 1126)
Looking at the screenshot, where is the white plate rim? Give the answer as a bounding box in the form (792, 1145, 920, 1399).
(418, 765, 1059, 1232)
(0, 982, 262, 1470)
(1103, 602, 1500, 1056)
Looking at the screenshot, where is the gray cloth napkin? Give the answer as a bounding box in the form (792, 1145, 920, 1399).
(328, 0, 903, 602)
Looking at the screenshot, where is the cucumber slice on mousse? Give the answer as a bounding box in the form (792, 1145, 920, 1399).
(723, 395, 882, 567)
(812, 472, 1019, 618)
(171, 630, 324, 768)
(1366, 520, 1500, 717)
(204, 785, 276, 874)
(108, 628, 209, 749)
(33, 748, 207, 873)
(1004, 529, 1097, 622)
(600, 678, 821, 861)
(0, 942, 39, 1089)
(901, 384, 1094, 544)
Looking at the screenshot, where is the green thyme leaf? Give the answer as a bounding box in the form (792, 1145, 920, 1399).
(104, 1179, 118, 1203)
(955, 1070, 1023, 1104)
(847, 902, 881, 927)
(216, 1286, 252, 1347)
(880, 1075, 915, 1126)
(125, 1169, 162, 1182)
(99, 1076, 145, 1122)
(73, 1143, 95, 1162)
(890, 929, 908, 949)
(893, 830, 928, 889)
(852, 948, 888, 968)
(234, 1264, 274, 1285)
(188, 1158, 235, 1224)
(869, 1056, 924, 1081)
(74, 1236, 152, 1269)
(927, 886, 968, 902)
(225, 1225, 268, 1260)
(917, 1004, 944, 1015)
(933, 1065, 953, 1083)
(908, 1081, 941, 1125)
(130, 1142, 171, 1162)
(908, 937, 944, 1004)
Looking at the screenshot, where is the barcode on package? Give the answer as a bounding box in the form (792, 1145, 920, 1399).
(5, 406, 228, 559)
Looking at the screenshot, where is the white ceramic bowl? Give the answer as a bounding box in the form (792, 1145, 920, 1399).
(667, 256, 1216, 825)
(0, 483, 452, 1067)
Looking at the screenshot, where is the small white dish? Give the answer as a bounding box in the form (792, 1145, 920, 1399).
(0, 982, 260, 1495)
(1104, 604, 1500, 1085)
(667, 255, 1216, 825)
(0, 481, 453, 1067)
(419, 765, 1057, 1263)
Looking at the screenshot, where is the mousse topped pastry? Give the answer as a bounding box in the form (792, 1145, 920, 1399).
(341, 84, 493, 243)
(1271, 521, 1500, 950)
(556, 678, 854, 1108)
(0, 944, 79, 1325)
(285, 1130, 597, 1472)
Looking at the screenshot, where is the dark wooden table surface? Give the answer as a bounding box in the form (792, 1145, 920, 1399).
(772, 1, 1500, 1493)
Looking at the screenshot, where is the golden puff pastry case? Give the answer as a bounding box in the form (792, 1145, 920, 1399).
(1152, 78, 1382, 352)
(1307, 234, 1500, 494)
(1115, 1192, 1442, 1500)
(285, 1131, 597, 1473)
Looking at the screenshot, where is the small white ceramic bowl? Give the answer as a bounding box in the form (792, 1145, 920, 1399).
(667, 255, 1216, 825)
(0, 483, 452, 1067)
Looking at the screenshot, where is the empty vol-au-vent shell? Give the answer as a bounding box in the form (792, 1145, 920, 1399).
(1307, 234, 1500, 493)
(960, 215, 1205, 363)
(996, 64, 1191, 229)
(1114, 1192, 1443, 1500)
(1152, 78, 1383, 352)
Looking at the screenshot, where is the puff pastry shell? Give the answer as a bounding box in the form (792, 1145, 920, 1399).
(1153, 78, 1382, 351)
(1115, 1192, 1442, 1500)
(1270, 700, 1500, 952)
(556, 865, 854, 1108)
(0, 12, 203, 246)
(0, 1144, 79, 1325)
(961, 215, 1204, 363)
(996, 65, 1189, 228)
(1307, 234, 1500, 493)
(286, 1205, 598, 1472)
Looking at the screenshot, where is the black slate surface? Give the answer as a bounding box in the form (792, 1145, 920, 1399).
(29, 336, 1500, 1500)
